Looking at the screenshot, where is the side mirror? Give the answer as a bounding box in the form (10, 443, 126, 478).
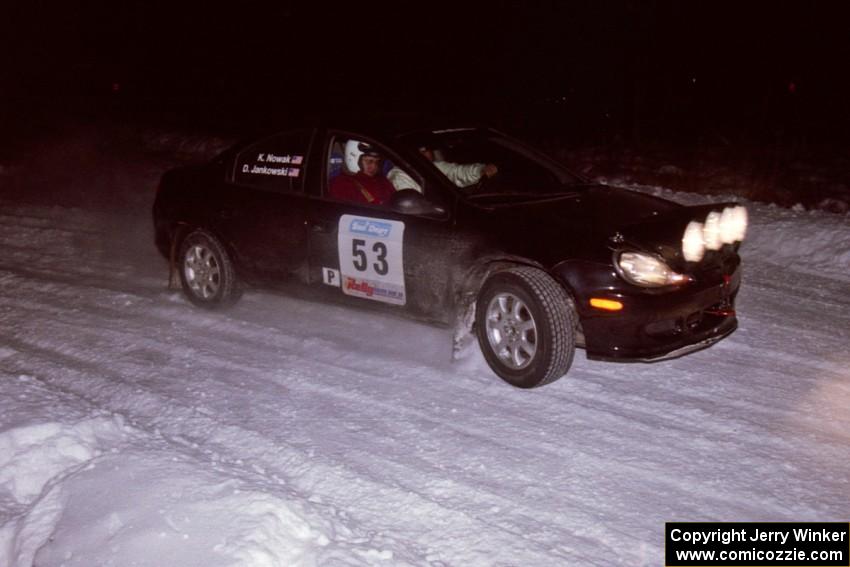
(389, 189, 446, 217)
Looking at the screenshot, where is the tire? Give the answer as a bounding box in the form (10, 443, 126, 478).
(178, 229, 241, 309)
(475, 267, 576, 388)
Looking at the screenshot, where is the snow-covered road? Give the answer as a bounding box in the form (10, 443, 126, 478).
(1, 134, 848, 566)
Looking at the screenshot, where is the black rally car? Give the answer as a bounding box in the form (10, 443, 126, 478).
(153, 124, 746, 388)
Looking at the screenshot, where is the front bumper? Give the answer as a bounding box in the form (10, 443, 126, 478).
(569, 263, 741, 361)
(634, 322, 737, 361)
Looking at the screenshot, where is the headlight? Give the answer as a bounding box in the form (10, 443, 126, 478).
(682, 205, 748, 261)
(719, 205, 748, 244)
(682, 221, 705, 262)
(703, 211, 722, 250)
(617, 251, 690, 287)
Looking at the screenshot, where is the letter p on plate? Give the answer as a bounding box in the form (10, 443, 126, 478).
(323, 267, 340, 287)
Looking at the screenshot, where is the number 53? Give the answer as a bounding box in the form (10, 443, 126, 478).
(352, 239, 389, 276)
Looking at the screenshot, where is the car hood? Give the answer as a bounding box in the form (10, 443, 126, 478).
(474, 185, 737, 267)
(616, 201, 740, 270)
(478, 184, 675, 229)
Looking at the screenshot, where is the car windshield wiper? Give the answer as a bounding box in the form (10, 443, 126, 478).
(467, 192, 536, 199)
(468, 191, 581, 202)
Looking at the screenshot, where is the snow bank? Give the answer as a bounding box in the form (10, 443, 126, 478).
(0, 374, 390, 567)
(1, 443, 342, 567)
(559, 145, 850, 213)
(28, 452, 338, 567)
(744, 204, 850, 280)
(137, 128, 233, 161)
(0, 418, 126, 503)
(0, 410, 130, 566)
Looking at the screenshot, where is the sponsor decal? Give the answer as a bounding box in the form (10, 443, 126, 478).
(343, 277, 405, 301)
(349, 218, 392, 238)
(346, 277, 375, 296)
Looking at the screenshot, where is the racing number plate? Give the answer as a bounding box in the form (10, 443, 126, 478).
(338, 215, 406, 305)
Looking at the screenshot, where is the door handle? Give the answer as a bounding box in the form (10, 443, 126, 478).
(309, 220, 335, 233)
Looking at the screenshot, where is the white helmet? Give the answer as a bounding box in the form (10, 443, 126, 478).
(343, 140, 380, 173)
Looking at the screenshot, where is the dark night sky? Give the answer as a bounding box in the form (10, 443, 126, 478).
(3, 1, 850, 141)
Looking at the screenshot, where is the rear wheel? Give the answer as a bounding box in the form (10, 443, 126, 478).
(178, 229, 241, 309)
(476, 267, 575, 388)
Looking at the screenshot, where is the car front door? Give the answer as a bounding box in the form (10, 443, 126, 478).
(305, 133, 456, 322)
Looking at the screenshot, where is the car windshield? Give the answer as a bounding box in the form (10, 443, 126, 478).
(401, 129, 586, 201)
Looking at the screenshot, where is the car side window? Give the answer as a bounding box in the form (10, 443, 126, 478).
(232, 130, 311, 193)
(325, 135, 423, 207)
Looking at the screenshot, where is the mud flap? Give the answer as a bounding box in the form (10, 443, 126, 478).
(168, 231, 180, 290)
(451, 296, 477, 361)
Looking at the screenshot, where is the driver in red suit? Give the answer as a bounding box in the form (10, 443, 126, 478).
(329, 141, 396, 205)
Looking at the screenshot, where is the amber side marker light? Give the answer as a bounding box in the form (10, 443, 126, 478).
(590, 298, 624, 311)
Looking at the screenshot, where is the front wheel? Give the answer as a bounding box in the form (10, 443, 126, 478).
(475, 267, 576, 388)
(178, 229, 241, 309)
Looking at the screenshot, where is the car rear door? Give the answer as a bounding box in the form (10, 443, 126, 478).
(216, 129, 315, 281)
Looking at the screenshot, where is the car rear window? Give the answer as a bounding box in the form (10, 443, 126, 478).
(232, 130, 312, 193)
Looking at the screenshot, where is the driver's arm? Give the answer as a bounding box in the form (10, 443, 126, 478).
(434, 161, 497, 188)
(387, 167, 423, 193)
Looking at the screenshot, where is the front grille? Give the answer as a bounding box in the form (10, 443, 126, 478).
(645, 302, 731, 340)
(685, 310, 703, 331)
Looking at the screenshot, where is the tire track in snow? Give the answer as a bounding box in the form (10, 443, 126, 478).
(0, 268, 672, 564)
(0, 298, 604, 564)
(0, 302, 796, 564)
(0, 266, 618, 563)
(0, 329, 605, 566)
